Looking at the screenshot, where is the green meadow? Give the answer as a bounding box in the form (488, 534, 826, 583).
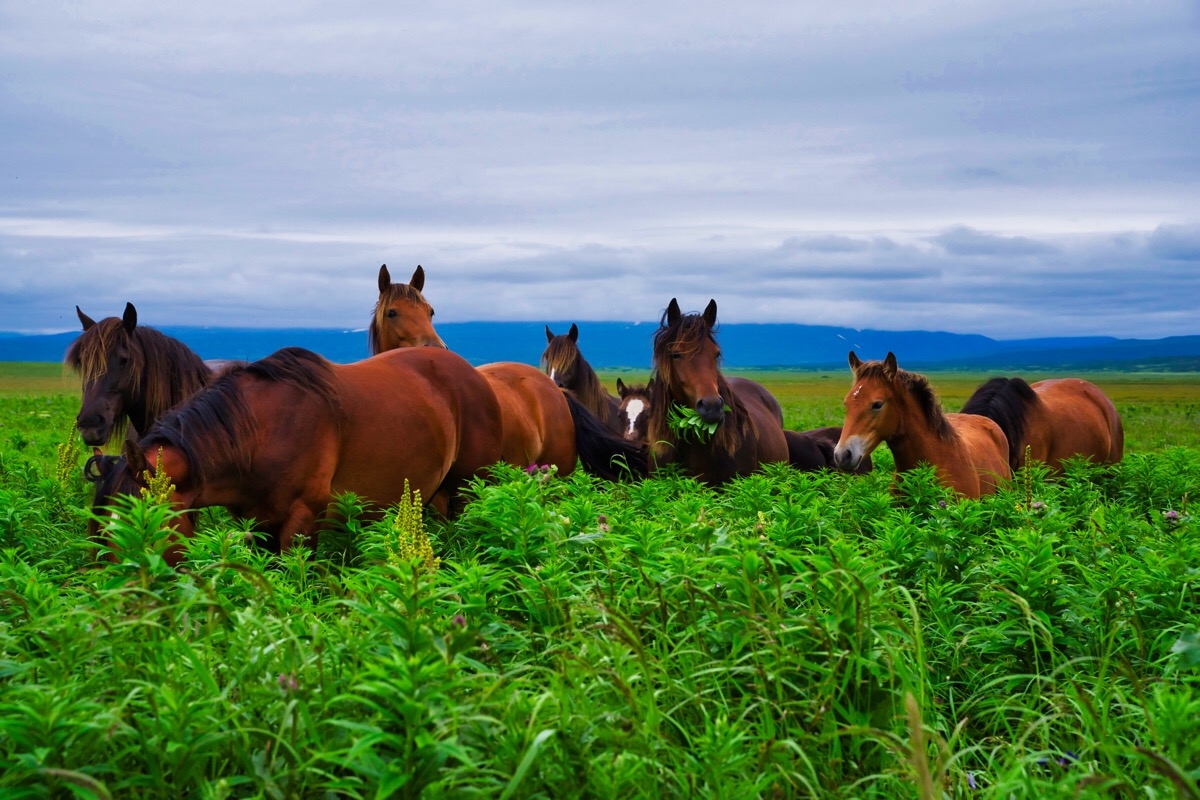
(1, 363, 1199, 797)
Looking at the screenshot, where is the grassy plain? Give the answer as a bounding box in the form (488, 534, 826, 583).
(0, 364, 1198, 797)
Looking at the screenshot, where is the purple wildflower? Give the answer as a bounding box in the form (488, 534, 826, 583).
(278, 673, 299, 693)
(937, 500, 947, 509)
(452, 614, 466, 628)
(967, 772, 977, 789)
(1163, 509, 1181, 523)
(1032, 501, 1045, 511)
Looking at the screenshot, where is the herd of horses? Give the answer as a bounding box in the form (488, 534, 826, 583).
(69, 264, 1124, 564)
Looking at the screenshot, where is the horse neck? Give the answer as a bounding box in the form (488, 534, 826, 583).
(883, 390, 962, 473)
(572, 359, 612, 418)
(140, 336, 213, 425)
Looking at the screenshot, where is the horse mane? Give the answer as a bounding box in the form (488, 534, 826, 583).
(368, 282, 429, 356)
(645, 311, 746, 457)
(543, 336, 610, 416)
(65, 317, 211, 439)
(960, 376, 1039, 468)
(141, 347, 341, 483)
(854, 360, 955, 441)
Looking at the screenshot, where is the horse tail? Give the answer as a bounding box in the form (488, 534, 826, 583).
(960, 377, 1039, 470)
(563, 391, 648, 480)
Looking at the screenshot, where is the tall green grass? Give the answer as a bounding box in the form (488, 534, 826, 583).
(0, 389, 1198, 797)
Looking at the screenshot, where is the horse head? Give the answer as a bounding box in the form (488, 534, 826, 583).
(69, 303, 143, 446)
(616, 378, 652, 442)
(653, 298, 725, 425)
(369, 264, 446, 353)
(541, 323, 581, 388)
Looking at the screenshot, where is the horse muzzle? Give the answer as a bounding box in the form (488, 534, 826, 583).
(695, 396, 726, 425)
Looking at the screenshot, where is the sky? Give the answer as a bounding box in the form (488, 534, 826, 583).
(1, 1, 1198, 339)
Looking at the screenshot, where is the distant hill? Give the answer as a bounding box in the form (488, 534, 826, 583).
(2, 322, 1198, 372)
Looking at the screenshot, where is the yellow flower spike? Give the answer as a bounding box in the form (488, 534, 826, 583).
(55, 422, 83, 485)
(140, 446, 176, 503)
(387, 479, 440, 572)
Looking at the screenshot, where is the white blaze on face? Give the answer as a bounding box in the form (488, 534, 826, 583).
(623, 398, 645, 438)
(548, 368, 557, 384)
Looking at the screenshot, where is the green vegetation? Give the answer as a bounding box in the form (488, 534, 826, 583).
(1, 370, 1198, 797)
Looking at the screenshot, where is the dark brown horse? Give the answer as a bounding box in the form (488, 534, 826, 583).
(784, 427, 873, 473)
(65, 303, 213, 447)
(542, 323, 622, 433)
(369, 268, 645, 480)
(834, 352, 1010, 498)
(960, 376, 1124, 472)
(369, 264, 447, 352)
(87, 346, 505, 565)
(644, 298, 788, 486)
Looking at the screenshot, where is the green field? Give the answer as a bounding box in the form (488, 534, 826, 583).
(1, 366, 1198, 797)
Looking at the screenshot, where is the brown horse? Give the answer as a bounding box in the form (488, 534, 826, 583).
(834, 352, 1010, 498)
(960, 376, 1124, 472)
(368, 264, 447, 352)
(620, 375, 866, 474)
(369, 267, 645, 480)
(542, 323, 622, 433)
(644, 298, 788, 486)
(86, 346, 505, 564)
(65, 303, 213, 447)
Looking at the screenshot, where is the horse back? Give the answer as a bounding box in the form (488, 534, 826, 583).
(1031, 378, 1124, 467)
(332, 348, 504, 507)
(478, 362, 577, 472)
(731, 380, 789, 467)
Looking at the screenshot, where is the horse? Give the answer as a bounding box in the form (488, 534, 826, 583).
(86, 346, 505, 565)
(644, 298, 789, 486)
(369, 264, 447, 352)
(542, 323, 623, 433)
(959, 376, 1124, 472)
(65, 303, 213, 447)
(369, 267, 645, 480)
(834, 351, 1010, 498)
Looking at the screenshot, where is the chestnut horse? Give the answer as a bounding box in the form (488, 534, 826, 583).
(86, 346, 504, 565)
(834, 352, 1010, 498)
(369, 267, 645, 480)
(66, 303, 213, 447)
(960, 376, 1124, 472)
(616, 379, 652, 442)
(644, 298, 788, 486)
(542, 323, 622, 433)
(369, 264, 446, 352)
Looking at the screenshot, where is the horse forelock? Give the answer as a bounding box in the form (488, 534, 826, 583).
(854, 360, 955, 440)
(66, 317, 143, 387)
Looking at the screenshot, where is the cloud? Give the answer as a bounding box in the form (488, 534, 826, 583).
(932, 226, 1057, 257)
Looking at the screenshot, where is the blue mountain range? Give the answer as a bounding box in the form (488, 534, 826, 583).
(2, 322, 1198, 371)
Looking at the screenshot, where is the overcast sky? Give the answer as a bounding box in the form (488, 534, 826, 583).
(1, 1, 1198, 339)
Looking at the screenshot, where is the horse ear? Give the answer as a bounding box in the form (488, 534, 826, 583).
(702, 299, 718, 328)
(883, 352, 898, 380)
(122, 303, 137, 333)
(568, 323, 578, 342)
(123, 439, 150, 477)
(77, 306, 96, 331)
(616, 377, 627, 396)
(410, 265, 425, 292)
(666, 298, 681, 325)
(847, 351, 862, 372)
(378, 264, 392, 293)
(545, 325, 555, 343)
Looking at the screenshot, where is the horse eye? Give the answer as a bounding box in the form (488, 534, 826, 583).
(386, 309, 397, 318)
(871, 400, 885, 411)
(429, 308, 435, 318)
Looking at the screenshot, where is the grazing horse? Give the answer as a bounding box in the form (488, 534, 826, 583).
(644, 298, 788, 486)
(86, 346, 505, 565)
(542, 323, 622, 433)
(834, 352, 1010, 498)
(65, 303, 213, 447)
(369, 267, 645, 480)
(369, 264, 447, 352)
(960, 376, 1124, 472)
